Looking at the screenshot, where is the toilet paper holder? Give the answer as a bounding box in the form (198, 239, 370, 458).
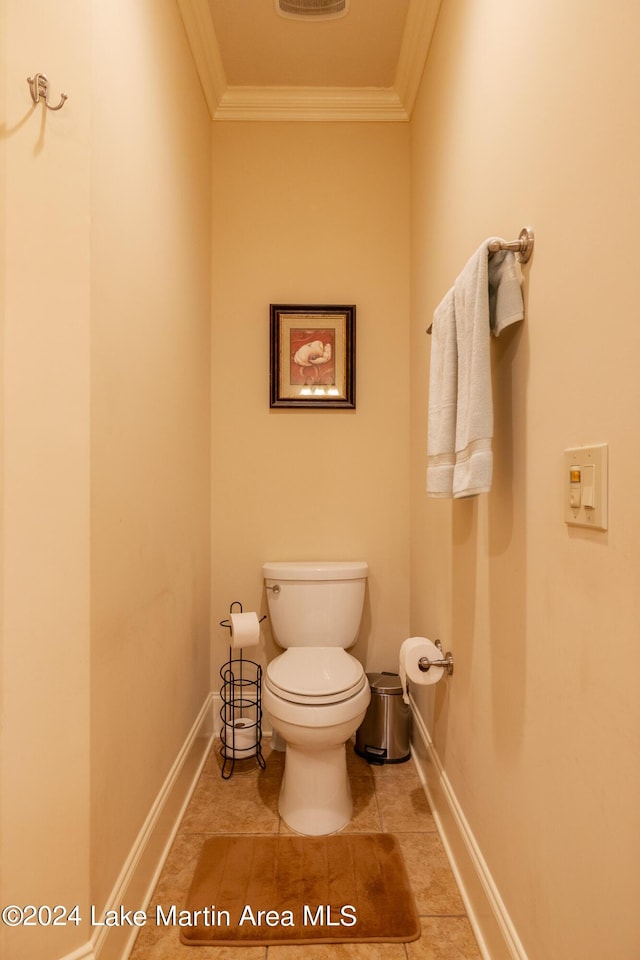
(418, 639, 454, 676)
(219, 600, 267, 632)
(219, 601, 268, 779)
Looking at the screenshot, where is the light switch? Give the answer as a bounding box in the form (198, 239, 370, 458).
(581, 464, 595, 509)
(564, 444, 608, 530)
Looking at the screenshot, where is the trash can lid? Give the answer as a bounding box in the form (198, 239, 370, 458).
(367, 672, 404, 695)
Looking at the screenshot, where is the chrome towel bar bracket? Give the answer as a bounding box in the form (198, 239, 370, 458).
(488, 226, 534, 264)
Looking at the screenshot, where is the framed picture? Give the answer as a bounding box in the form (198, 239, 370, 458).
(269, 304, 356, 409)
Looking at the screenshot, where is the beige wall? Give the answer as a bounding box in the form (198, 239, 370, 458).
(90, 0, 212, 921)
(1, 2, 211, 958)
(410, 2, 640, 958)
(4, 2, 639, 959)
(1, 3, 92, 958)
(210, 121, 411, 681)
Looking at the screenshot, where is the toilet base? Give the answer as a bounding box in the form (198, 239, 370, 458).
(278, 741, 352, 836)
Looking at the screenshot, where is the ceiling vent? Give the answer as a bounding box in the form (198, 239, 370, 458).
(275, 0, 350, 21)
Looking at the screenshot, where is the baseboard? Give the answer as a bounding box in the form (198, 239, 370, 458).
(212, 690, 222, 735)
(410, 700, 528, 960)
(92, 693, 215, 960)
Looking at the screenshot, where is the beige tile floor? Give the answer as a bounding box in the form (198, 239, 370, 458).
(130, 739, 483, 960)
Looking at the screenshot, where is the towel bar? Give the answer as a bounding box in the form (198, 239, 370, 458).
(488, 226, 534, 264)
(425, 226, 533, 335)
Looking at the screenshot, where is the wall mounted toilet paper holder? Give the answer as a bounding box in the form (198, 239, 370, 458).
(418, 639, 454, 676)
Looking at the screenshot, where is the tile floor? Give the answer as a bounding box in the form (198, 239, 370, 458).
(130, 738, 483, 960)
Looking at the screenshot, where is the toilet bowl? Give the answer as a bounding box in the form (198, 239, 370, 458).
(263, 561, 370, 835)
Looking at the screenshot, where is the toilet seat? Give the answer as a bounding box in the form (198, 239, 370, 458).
(265, 648, 367, 705)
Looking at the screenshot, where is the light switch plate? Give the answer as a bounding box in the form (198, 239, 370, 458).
(564, 444, 608, 530)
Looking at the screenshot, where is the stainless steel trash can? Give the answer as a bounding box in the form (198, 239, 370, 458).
(355, 672, 411, 764)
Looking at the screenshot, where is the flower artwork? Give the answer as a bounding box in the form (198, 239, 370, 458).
(270, 305, 355, 408)
(290, 330, 335, 386)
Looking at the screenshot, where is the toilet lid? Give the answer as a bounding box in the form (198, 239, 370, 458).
(266, 648, 366, 704)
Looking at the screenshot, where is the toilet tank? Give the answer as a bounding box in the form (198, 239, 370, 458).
(263, 561, 368, 649)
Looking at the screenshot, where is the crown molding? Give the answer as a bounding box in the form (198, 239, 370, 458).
(394, 0, 442, 117)
(177, 0, 227, 118)
(214, 85, 408, 122)
(178, 0, 439, 122)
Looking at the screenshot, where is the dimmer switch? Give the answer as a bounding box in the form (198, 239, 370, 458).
(564, 444, 608, 530)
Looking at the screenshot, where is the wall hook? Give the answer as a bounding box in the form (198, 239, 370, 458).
(27, 73, 67, 111)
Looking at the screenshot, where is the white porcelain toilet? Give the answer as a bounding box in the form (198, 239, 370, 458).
(262, 560, 370, 836)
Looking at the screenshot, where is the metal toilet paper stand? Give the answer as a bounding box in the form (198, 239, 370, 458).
(219, 601, 267, 779)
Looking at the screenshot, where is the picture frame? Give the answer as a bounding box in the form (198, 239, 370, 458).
(269, 304, 356, 409)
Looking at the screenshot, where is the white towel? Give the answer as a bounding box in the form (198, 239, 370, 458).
(488, 247, 525, 337)
(426, 240, 524, 499)
(426, 288, 457, 497)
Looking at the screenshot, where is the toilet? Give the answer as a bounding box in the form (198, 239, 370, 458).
(262, 560, 370, 836)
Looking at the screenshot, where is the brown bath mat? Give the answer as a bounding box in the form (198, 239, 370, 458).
(179, 833, 420, 946)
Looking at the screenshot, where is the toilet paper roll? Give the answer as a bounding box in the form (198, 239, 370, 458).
(226, 717, 257, 758)
(229, 611, 260, 649)
(399, 636, 445, 704)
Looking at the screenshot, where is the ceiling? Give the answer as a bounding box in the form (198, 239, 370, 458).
(177, 0, 441, 120)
